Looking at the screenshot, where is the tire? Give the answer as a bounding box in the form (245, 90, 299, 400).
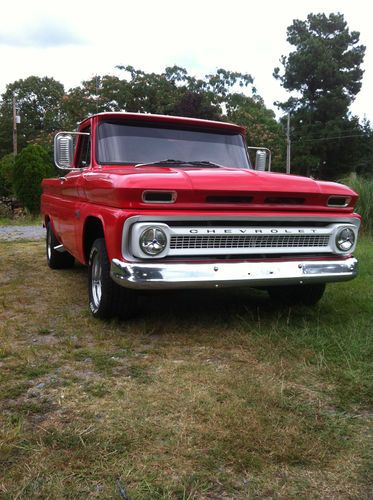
(46, 222, 75, 269)
(268, 283, 326, 306)
(88, 238, 138, 320)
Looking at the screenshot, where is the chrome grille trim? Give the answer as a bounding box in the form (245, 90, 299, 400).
(170, 234, 330, 250)
(127, 219, 359, 259)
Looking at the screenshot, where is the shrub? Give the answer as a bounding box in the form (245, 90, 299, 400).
(0, 202, 12, 218)
(13, 145, 54, 214)
(341, 174, 373, 236)
(0, 153, 15, 197)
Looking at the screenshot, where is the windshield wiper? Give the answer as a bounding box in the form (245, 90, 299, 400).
(135, 159, 191, 168)
(188, 160, 226, 168)
(135, 159, 227, 168)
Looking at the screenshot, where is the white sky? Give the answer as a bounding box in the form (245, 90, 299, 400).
(0, 0, 372, 122)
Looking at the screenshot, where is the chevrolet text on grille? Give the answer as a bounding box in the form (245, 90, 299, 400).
(188, 228, 318, 234)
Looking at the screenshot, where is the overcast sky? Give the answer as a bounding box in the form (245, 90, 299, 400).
(1, 0, 372, 122)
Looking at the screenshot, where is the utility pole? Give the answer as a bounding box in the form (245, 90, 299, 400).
(286, 113, 291, 174)
(12, 95, 18, 156)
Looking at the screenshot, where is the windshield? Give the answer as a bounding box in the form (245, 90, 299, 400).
(97, 121, 251, 169)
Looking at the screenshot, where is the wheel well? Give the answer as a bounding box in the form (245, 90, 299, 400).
(83, 217, 104, 263)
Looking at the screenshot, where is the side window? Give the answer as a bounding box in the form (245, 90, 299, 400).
(76, 127, 91, 168)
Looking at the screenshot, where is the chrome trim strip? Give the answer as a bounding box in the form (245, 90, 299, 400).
(111, 257, 358, 290)
(123, 214, 361, 225)
(121, 215, 361, 262)
(128, 222, 358, 259)
(54, 244, 66, 253)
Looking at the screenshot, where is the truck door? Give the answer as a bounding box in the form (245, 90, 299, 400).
(57, 128, 91, 256)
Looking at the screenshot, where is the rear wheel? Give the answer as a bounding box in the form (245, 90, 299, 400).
(268, 283, 326, 306)
(88, 238, 138, 319)
(46, 222, 75, 269)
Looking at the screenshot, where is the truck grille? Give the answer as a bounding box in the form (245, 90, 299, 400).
(170, 234, 330, 250)
(128, 221, 353, 258)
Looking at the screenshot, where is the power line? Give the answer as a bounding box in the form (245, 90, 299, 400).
(296, 133, 367, 143)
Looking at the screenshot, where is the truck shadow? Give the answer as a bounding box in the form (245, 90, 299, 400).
(72, 264, 313, 325)
(136, 287, 271, 322)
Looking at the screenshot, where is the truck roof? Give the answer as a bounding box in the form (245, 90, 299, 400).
(80, 112, 246, 136)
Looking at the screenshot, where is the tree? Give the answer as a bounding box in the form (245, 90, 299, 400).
(0, 66, 285, 169)
(167, 90, 221, 120)
(0, 76, 65, 157)
(13, 144, 54, 213)
(115, 65, 226, 116)
(274, 13, 366, 179)
(60, 75, 125, 129)
(226, 94, 285, 170)
(0, 153, 15, 197)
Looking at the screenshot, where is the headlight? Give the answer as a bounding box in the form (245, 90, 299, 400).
(139, 227, 167, 256)
(335, 227, 355, 252)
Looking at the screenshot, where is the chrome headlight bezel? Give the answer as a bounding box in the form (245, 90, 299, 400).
(139, 227, 168, 256)
(130, 222, 170, 258)
(334, 226, 356, 253)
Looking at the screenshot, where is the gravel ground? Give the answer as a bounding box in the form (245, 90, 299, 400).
(0, 225, 45, 241)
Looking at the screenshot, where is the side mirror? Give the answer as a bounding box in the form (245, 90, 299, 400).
(247, 147, 272, 172)
(54, 131, 90, 170)
(54, 133, 74, 169)
(255, 150, 267, 171)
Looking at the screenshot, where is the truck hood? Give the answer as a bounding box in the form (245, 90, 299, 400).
(81, 165, 358, 212)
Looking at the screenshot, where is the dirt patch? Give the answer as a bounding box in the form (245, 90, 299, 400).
(0, 225, 44, 241)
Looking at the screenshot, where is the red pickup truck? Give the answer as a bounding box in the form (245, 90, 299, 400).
(41, 112, 360, 319)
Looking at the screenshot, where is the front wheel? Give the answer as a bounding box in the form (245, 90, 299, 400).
(88, 238, 138, 319)
(267, 283, 326, 306)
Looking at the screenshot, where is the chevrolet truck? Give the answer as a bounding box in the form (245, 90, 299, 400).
(41, 112, 360, 319)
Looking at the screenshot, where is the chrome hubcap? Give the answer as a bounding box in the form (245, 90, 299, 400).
(47, 229, 52, 260)
(91, 252, 102, 308)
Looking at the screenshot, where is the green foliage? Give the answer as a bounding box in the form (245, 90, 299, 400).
(13, 145, 54, 213)
(0, 76, 65, 157)
(0, 153, 15, 196)
(62, 65, 254, 125)
(340, 175, 373, 235)
(1, 65, 282, 162)
(62, 64, 285, 164)
(226, 94, 285, 169)
(274, 13, 367, 179)
(274, 13, 365, 113)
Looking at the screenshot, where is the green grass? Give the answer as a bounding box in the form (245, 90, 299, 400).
(0, 238, 372, 498)
(0, 214, 42, 226)
(341, 175, 373, 235)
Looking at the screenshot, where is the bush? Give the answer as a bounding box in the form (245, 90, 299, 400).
(13, 145, 54, 214)
(0, 202, 12, 218)
(341, 174, 373, 236)
(0, 153, 15, 197)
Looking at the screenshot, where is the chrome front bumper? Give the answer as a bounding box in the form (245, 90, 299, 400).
(110, 257, 358, 290)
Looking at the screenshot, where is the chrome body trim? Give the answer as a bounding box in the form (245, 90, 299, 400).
(128, 222, 359, 259)
(54, 244, 66, 253)
(121, 215, 361, 262)
(54, 131, 90, 170)
(111, 257, 358, 290)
